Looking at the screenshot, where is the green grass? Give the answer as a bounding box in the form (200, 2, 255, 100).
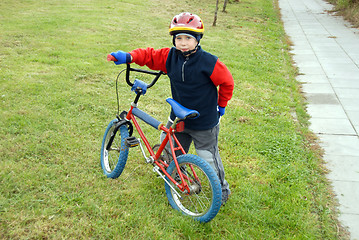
(327, 0, 359, 27)
(0, 0, 347, 239)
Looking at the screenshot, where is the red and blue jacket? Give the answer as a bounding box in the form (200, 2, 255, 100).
(129, 46, 234, 130)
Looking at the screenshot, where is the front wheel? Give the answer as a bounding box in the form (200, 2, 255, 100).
(165, 154, 222, 223)
(100, 119, 129, 179)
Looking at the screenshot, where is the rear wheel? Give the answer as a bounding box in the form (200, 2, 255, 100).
(100, 119, 129, 179)
(165, 154, 222, 223)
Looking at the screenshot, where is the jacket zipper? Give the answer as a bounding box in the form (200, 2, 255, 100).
(182, 57, 189, 82)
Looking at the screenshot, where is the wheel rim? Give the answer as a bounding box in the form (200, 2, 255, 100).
(170, 163, 213, 217)
(103, 124, 120, 173)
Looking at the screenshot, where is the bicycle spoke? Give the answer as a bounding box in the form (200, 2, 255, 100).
(190, 183, 211, 213)
(101, 121, 129, 178)
(169, 161, 213, 216)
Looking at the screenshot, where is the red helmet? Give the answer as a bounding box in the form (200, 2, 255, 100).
(169, 12, 204, 36)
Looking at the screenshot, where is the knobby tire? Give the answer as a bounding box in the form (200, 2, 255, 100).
(100, 119, 129, 179)
(165, 154, 222, 223)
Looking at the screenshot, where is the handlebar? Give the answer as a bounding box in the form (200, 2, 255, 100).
(107, 54, 164, 89)
(125, 64, 164, 88)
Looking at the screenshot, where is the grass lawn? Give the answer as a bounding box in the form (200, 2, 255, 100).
(326, 0, 359, 27)
(0, 0, 347, 239)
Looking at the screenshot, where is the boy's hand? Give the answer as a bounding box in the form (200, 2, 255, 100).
(218, 106, 225, 116)
(109, 50, 131, 65)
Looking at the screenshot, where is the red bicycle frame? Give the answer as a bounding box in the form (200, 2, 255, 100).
(125, 104, 199, 194)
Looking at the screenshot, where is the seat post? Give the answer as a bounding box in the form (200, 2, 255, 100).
(171, 117, 180, 129)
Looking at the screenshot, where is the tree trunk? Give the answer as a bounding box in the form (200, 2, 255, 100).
(213, 0, 219, 26)
(223, 0, 228, 12)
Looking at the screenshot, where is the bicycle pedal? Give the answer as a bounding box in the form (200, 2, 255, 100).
(125, 136, 140, 148)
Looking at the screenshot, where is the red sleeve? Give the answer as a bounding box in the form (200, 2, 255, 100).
(129, 47, 170, 73)
(210, 59, 234, 107)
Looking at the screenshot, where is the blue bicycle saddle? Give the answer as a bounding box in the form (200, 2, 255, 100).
(166, 98, 200, 120)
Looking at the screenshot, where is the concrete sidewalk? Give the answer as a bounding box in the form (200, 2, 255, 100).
(278, 0, 359, 239)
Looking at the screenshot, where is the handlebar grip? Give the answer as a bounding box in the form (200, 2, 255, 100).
(107, 54, 117, 62)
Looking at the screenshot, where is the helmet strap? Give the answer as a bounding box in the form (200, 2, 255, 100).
(172, 33, 201, 57)
(175, 43, 200, 57)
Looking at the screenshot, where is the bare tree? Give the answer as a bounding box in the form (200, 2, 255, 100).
(223, 0, 229, 12)
(213, 0, 220, 26)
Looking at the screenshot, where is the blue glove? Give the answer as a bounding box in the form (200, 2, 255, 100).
(218, 106, 225, 116)
(110, 50, 131, 65)
(131, 79, 147, 95)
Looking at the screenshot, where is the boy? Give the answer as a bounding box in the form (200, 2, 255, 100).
(109, 12, 234, 205)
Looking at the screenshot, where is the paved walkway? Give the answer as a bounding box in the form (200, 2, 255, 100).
(278, 0, 359, 239)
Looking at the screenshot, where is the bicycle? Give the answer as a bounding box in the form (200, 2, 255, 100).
(100, 58, 222, 223)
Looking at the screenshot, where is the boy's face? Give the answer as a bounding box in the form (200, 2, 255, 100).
(175, 35, 198, 54)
